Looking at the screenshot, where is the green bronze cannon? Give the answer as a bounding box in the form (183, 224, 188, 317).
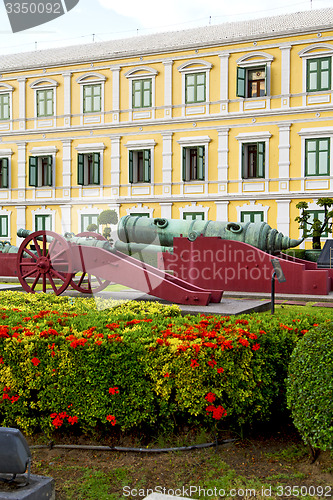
(117, 216, 303, 254)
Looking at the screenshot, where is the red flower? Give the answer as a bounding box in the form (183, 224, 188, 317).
(31, 357, 41, 366)
(68, 416, 78, 425)
(109, 387, 119, 395)
(164, 373, 170, 378)
(238, 338, 250, 347)
(205, 392, 216, 403)
(106, 323, 120, 331)
(0, 357, 3, 364)
(106, 415, 116, 426)
(252, 343, 260, 351)
(11, 395, 19, 403)
(208, 359, 217, 368)
(217, 367, 224, 374)
(190, 359, 199, 368)
(212, 405, 227, 420)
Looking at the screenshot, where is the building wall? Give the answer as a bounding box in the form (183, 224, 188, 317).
(0, 11, 331, 248)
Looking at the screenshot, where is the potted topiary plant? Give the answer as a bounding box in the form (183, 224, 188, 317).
(97, 209, 118, 244)
(295, 198, 333, 261)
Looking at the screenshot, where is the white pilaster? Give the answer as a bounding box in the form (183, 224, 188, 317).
(162, 132, 173, 196)
(110, 135, 121, 198)
(219, 52, 230, 114)
(278, 123, 291, 192)
(62, 71, 72, 127)
(62, 139, 72, 199)
(110, 66, 121, 123)
(217, 127, 230, 194)
(60, 204, 72, 234)
(17, 77, 26, 130)
(215, 201, 229, 221)
(160, 202, 172, 219)
(280, 45, 291, 108)
(16, 205, 26, 245)
(163, 59, 173, 118)
(17, 142, 26, 201)
(276, 199, 291, 237)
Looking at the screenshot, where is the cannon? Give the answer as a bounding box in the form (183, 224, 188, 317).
(117, 216, 303, 254)
(7, 227, 222, 305)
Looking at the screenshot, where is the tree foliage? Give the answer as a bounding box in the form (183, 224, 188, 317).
(295, 198, 333, 249)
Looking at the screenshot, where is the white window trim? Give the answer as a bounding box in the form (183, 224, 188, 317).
(77, 206, 102, 232)
(236, 132, 271, 193)
(0, 208, 11, 239)
(177, 60, 212, 116)
(75, 142, 106, 190)
(0, 83, 14, 130)
(177, 136, 211, 194)
(30, 78, 58, 127)
(124, 139, 156, 187)
(32, 207, 56, 232)
(236, 52, 273, 110)
(298, 44, 333, 106)
(179, 203, 209, 220)
(28, 146, 58, 194)
(76, 73, 106, 125)
(298, 128, 333, 191)
(125, 67, 158, 121)
(236, 201, 269, 223)
(126, 203, 154, 218)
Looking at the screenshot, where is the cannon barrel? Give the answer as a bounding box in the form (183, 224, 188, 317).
(114, 240, 172, 255)
(118, 216, 303, 254)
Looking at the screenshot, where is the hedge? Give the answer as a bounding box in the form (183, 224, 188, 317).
(287, 324, 333, 451)
(0, 291, 330, 438)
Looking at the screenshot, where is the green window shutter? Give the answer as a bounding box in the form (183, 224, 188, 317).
(129, 151, 134, 183)
(236, 67, 246, 98)
(1, 158, 8, 188)
(29, 157, 38, 187)
(46, 156, 52, 186)
(182, 148, 187, 181)
(241, 144, 247, 178)
(143, 149, 151, 182)
(197, 146, 205, 180)
(77, 153, 84, 185)
(257, 142, 265, 178)
(92, 153, 100, 185)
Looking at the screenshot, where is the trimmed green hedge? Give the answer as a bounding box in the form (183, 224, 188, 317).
(287, 325, 333, 451)
(0, 292, 330, 437)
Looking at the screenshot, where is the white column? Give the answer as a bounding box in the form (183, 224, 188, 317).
(276, 199, 291, 237)
(16, 206, 26, 245)
(278, 122, 291, 192)
(219, 52, 230, 114)
(215, 201, 229, 221)
(17, 77, 26, 130)
(160, 202, 172, 219)
(162, 132, 173, 196)
(280, 45, 291, 108)
(110, 135, 121, 198)
(163, 59, 173, 118)
(62, 71, 72, 127)
(110, 66, 121, 123)
(17, 142, 26, 201)
(217, 127, 230, 194)
(62, 139, 72, 199)
(60, 204, 72, 234)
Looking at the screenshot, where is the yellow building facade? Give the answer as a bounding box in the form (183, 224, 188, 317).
(0, 8, 332, 248)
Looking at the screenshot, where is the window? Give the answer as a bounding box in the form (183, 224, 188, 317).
(307, 57, 331, 92)
(305, 138, 330, 176)
(237, 66, 267, 98)
(304, 210, 329, 238)
(0, 158, 9, 188)
(0, 93, 10, 120)
(242, 143, 265, 179)
(35, 215, 51, 231)
(77, 153, 100, 185)
(241, 211, 264, 223)
(81, 214, 99, 232)
(185, 72, 206, 103)
(129, 150, 151, 183)
(132, 79, 152, 108)
(83, 84, 101, 113)
(130, 213, 150, 218)
(37, 89, 54, 117)
(182, 146, 205, 181)
(29, 156, 53, 187)
(0, 215, 8, 237)
(183, 212, 205, 221)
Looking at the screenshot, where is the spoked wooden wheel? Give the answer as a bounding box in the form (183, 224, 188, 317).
(17, 230, 73, 295)
(69, 232, 111, 294)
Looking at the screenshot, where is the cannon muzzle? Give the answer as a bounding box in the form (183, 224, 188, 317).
(118, 216, 303, 254)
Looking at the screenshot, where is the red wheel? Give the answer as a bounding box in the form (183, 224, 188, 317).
(69, 232, 111, 294)
(17, 230, 73, 295)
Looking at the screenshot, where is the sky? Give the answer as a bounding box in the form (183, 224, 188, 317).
(0, 0, 331, 55)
